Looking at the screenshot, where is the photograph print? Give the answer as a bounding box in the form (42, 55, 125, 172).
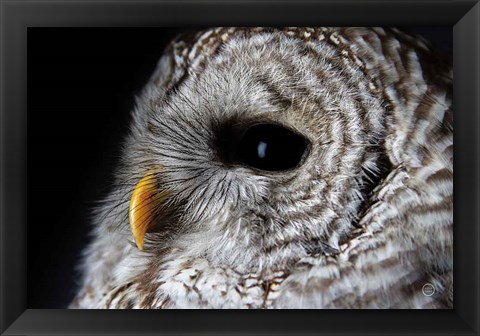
(33, 27, 454, 309)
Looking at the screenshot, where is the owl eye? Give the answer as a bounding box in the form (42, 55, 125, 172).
(236, 123, 309, 172)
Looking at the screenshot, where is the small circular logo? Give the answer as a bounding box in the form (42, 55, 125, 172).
(422, 283, 435, 296)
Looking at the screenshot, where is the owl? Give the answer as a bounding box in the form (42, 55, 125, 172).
(70, 27, 453, 309)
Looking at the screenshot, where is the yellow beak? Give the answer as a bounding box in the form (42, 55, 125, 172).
(129, 168, 169, 250)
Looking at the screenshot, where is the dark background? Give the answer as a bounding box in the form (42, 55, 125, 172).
(27, 27, 453, 308)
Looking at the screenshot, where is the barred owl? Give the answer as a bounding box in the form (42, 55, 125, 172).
(70, 27, 453, 309)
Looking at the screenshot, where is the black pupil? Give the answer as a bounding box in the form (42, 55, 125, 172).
(236, 123, 308, 171)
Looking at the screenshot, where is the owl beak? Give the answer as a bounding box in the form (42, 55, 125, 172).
(129, 168, 169, 250)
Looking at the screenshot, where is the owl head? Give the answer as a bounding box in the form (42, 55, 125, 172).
(73, 27, 452, 309)
(101, 27, 389, 274)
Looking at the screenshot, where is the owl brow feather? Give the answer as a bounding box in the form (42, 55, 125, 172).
(146, 100, 201, 145)
(163, 90, 214, 140)
(173, 89, 217, 134)
(147, 118, 200, 154)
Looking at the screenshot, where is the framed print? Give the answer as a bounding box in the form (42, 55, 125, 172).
(1, 0, 479, 335)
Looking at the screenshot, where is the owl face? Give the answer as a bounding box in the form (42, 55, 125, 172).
(72, 27, 452, 309)
(114, 29, 388, 272)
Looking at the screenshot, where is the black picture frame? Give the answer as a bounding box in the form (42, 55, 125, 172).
(1, 0, 479, 335)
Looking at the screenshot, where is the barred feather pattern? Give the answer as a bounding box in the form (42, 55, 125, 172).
(70, 27, 453, 309)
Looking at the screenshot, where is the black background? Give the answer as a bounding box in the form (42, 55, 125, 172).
(27, 27, 453, 308)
